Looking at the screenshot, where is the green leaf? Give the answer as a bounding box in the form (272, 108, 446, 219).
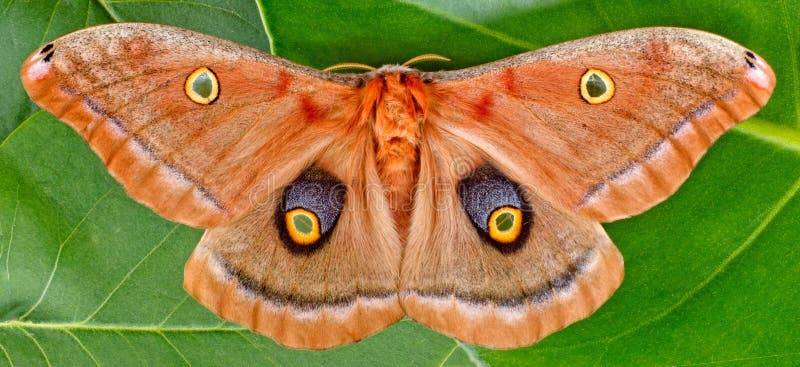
(0, 0, 113, 142)
(2, 1, 799, 366)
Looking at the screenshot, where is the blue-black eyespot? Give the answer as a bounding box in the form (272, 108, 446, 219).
(458, 165, 532, 253)
(277, 167, 346, 252)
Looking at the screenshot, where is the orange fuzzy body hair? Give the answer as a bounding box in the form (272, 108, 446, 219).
(361, 69, 428, 236)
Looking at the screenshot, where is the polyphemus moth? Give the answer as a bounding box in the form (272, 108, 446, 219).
(20, 23, 774, 350)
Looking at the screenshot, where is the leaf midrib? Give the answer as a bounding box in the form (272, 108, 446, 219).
(0, 319, 246, 333)
(736, 118, 800, 151)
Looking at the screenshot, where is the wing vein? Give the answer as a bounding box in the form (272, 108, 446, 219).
(164, 94, 298, 212)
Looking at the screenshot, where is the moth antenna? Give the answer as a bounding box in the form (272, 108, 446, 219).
(401, 54, 451, 67)
(323, 62, 377, 73)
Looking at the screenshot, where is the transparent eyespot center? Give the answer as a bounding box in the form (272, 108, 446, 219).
(495, 212, 515, 231)
(192, 73, 214, 98)
(293, 213, 314, 234)
(285, 208, 321, 246)
(185, 67, 219, 104)
(580, 69, 615, 104)
(488, 206, 523, 244)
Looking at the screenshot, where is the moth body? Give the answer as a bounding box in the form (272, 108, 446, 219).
(362, 70, 427, 235)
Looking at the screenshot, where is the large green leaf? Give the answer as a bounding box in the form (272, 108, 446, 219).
(2, 1, 799, 366)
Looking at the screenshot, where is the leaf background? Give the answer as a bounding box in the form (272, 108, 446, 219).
(1, 1, 799, 366)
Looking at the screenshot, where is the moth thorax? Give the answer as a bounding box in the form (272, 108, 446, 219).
(371, 72, 427, 237)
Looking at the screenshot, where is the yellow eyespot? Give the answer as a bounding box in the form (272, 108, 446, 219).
(580, 68, 615, 104)
(185, 67, 219, 105)
(488, 206, 523, 244)
(285, 208, 321, 246)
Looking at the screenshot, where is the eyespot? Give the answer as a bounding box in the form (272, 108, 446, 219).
(458, 165, 532, 253)
(278, 167, 346, 251)
(284, 208, 321, 245)
(488, 206, 523, 244)
(184, 67, 219, 104)
(580, 68, 615, 104)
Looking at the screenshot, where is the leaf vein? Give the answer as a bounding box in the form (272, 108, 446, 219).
(94, 0, 122, 22)
(456, 341, 486, 367)
(235, 331, 283, 367)
(590, 0, 615, 30)
(213, 319, 228, 328)
(16, 327, 51, 367)
(606, 173, 800, 342)
(39, 0, 61, 45)
(531, 172, 800, 353)
(2, 319, 246, 333)
(0, 111, 46, 149)
(779, 0, 800, 127)
(157, 332, 191, 366)
(3, 183, 20, 283)
(106, 0, 260, 32)
(676, 351, 800, 366)
(84, 0, 91, 27)
(0, 342, 12, 367)
(254, 0, 276, 55)
(394, 0, 538, 50)
(113, 330, 146, 364)
(63, 329, 101, 367)
(735, 119, 800, 152)
(82, 224, 180, 323)
(437, 344, 460, 367)
(2, 0, 13, 15)
(157, 294, 190, 327)
(19, 189, 115, 320)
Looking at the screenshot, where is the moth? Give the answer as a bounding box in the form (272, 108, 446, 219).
(20, 23, 774, 350)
